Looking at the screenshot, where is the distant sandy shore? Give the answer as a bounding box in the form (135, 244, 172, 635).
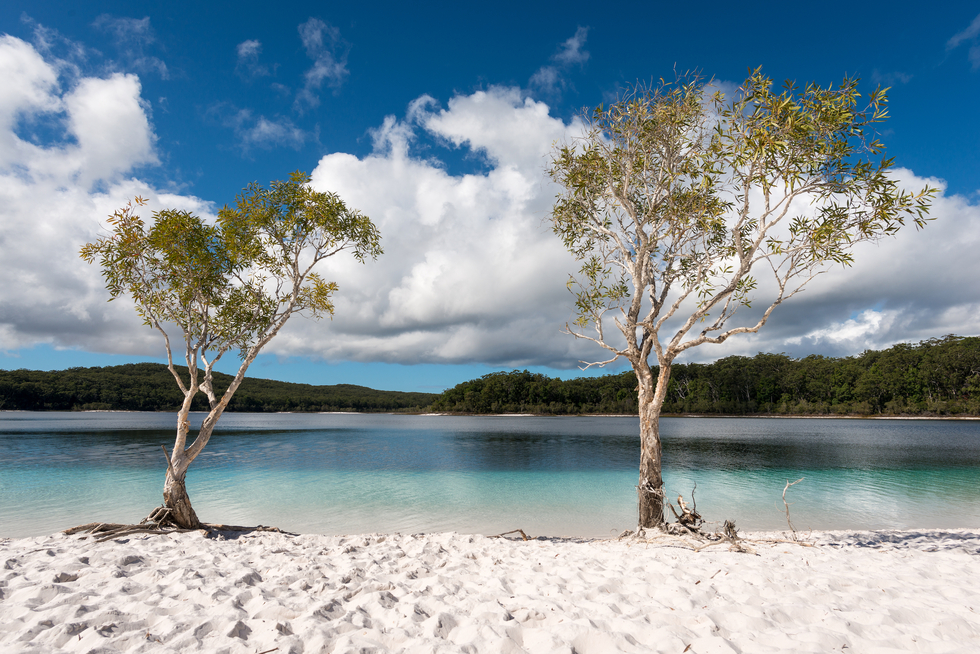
(423, 412, 980, 420)
(2, 528, 979, 653)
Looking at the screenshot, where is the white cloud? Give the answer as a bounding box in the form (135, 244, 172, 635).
(675, 168, 980, 362)
(0, 36, 157, 186)
(871, 69, 913, 86)
(64, 74, 158, 183)
(237, 39, 261, 58)
(0, 35, 60, 134)
(222, 107, 307, 151)
(529, 66, 560, 95)
(1, 37, 978, 373)
(20, 16, 90, 81)
(92, 15, 169, 79)
(246, 116, 306, 149)
(420, 88, 566, 170)
(235, 39, 271, 79)
(786, 309, 898, 349)
(287, 87, 597, 366)
(530, 27, 589, 96)
(310, 115, 979, 370)
(0, 36, 193, 356)
(948, 13, 980, 48)
(553, 27, 590, 66)
(948, 13, 980, 69)
(295, 18, 349, 110)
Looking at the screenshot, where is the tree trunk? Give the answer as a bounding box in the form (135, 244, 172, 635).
(158, 359, 242, 530)
(163, 467, 201, 528)
(637, 362, 670, 529)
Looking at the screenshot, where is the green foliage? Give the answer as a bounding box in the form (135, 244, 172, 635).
(429, 369, 638, 415)
(4, 337, 978, 416)
(0, 363, 435, 413)
(549, 70, 936, 368)
(428, 336, 980, 416)
(80, 172, 381, 409)
(79, 172, 382, 504)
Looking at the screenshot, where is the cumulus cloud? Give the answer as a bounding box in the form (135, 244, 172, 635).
(0, 35, 60, 132)
(295, 18, 349, 110)
(289, 95, 979, 369)
(1, 36, 977, 372)
(289, 87, 596, 366)
(530, 27, 589, 97)
(0, 36, 157, 186)
(235, 39, 272, 80)
(92, 15, 169, 79)
(672, 170, 980, 363)
(0, 36, 193, 357)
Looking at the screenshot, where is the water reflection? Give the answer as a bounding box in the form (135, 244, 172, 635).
(2, 413, 979, 537)
(5, 414, 980, 475)
(446, 431, 637, 471)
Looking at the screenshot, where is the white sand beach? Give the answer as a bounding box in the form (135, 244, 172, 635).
(2, 528, 979, 653)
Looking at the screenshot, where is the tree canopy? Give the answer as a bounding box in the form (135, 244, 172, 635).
(549, 70, 936, 528)
(80, 171, 381, 528)
(551, 70, 935, 366)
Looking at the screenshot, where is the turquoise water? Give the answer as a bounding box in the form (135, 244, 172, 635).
(1, 412, 978, 537)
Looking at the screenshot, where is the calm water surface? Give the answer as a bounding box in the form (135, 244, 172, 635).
(1, 412, 978, 538)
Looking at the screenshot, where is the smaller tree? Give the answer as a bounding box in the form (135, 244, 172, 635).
(549, 70, 935, 529)
(81, 172, 381, 528)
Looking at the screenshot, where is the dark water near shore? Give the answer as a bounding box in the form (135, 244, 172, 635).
(1, 412, 978, 538)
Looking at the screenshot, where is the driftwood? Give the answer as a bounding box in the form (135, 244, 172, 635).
(666, 486, 704, 536)
(691, 519, 755, 553)
(621, 478, 817, 553)
(65, 506, 296, 543)
(491, 529, 531, 541)
(624, 521, 810, 555)
(782, 477, 807, 541)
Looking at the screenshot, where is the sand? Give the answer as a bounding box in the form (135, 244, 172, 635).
(1, 527, 979, 653)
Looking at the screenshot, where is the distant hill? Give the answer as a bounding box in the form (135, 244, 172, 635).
(6, 335, 979, 417)
(429, 335, 980, 417)
(0, 363, 437, 412)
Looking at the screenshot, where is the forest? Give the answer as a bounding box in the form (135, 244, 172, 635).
(429, 335, 980, 416)
(0, 363, 437, 412)
(2, 335, 979, 416)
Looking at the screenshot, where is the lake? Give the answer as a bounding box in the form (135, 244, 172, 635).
(1, 412, 978, 538)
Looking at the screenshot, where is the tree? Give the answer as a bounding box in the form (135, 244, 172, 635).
(548, 70, 935, 529)
(80, 172, 381, 528)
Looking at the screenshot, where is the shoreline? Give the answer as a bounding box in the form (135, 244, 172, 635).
(5, 409, 979, 420)
(2, 527, 979, 652)
(422, 412, 980, 420)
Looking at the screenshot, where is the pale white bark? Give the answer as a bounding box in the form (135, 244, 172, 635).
(551, 77, 933, 529)
(132, 214, 369, 527)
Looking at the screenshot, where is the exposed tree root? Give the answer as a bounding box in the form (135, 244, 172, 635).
(65, 506, 297, 543)
(621, 480, 819, 553)
(619, 511, 817, 554)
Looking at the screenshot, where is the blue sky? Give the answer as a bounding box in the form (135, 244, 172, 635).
(1, 2, 979, 392)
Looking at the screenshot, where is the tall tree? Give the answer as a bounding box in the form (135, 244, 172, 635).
(548, 70, 935, 529)
(81, 172, 381, 528)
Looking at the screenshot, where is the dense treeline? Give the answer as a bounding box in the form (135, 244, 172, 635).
(0, 363, 437, 412)
(5, 336, 979, 416)
(430, 335, 980, 416)
(430, 369, 639, 415)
